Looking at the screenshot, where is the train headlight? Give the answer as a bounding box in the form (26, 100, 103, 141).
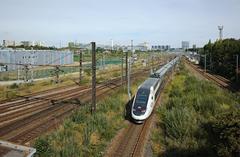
(141, 107, 146, 113)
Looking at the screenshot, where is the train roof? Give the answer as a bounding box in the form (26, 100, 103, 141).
(151, 57, 179, 78)
(140, 78, 159, 89)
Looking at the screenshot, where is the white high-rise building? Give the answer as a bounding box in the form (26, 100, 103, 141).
(2, 40, 16, 47)
(182, 41, 189, 50)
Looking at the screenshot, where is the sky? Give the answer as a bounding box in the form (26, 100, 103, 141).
(0, 0, 240, 48)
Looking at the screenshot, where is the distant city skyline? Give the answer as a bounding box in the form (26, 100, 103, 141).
(0, 0, 240, 48)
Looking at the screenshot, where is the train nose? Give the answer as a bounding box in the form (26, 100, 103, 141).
(133, 106, 146, 116)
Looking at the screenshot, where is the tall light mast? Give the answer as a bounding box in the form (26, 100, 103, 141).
(111, 39, 113, 51)
(218, 26, 223, 40)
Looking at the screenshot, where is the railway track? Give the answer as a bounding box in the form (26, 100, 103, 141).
(0, 65, 159, 145)
(112, 118, 151, 157)
(184, 58, 239, 92)
(109, 67, 172, 157)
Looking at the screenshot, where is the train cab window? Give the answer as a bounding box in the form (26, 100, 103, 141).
(134, 88, 150, 108)
(133, 88, 150, 115)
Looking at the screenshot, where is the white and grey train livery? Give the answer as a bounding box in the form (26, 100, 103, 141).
(131, 57, 179, 123)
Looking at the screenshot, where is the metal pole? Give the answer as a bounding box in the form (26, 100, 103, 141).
(55, 66, 60, 83)
(210, 45, 213, 70)
(125, 50, 128, 82)
(79, 50, 82, 84)
(128, 40, 133, 100)
(101, 54, 103, 70)
(24, 65, 29, 82)
(204, 54, 206, 74)
(102, 52, 105, 70)
(31, 54, 34, 82)
(121, 50, 124, 86)
(91, 42, 96, 114)
(151, 53, 153, 74)
(128, 58, 131, 100)
(31, 66, 33, 83)
(17, 65, 20, 81)
(158, 53, 161, 66)
(209, 52, 212, 70)
(236, 55, 239, 82)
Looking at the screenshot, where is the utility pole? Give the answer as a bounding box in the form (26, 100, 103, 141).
(121, 50, 124, 86)
(100, 54, 103, 70)
(111, 39, 113, 52)
(128, 58, 131, 99)
(151, 53, 154, 74)
(23, 65, 29, 82)
(103, 52, 105, 70)
(158, 53, 161, 66)
(204, 54, 207, 74)
(17, 65, 20, 81)
(91, 42, 96, 114)
(30, 65, 33, 83)
(125, 50, 128, 83)
(79, 50, 83, 84)
(128, 40, 133, 100)
(236, 55, 239, 82)
(210, 50, 213, 70)
(54, 65, 61, 83)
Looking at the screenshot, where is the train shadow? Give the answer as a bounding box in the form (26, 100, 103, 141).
(124, 97, 143, 125)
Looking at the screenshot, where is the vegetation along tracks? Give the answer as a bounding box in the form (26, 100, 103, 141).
(0, 65, 157, 145)
(184, 57, 238, 92)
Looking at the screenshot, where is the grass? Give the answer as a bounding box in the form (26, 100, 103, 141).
(33, 76, 146, 157)
(0, 74, 88, 101)
(151, 61, 240, 157)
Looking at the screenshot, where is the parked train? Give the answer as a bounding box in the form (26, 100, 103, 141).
(131, 57, 179, 123)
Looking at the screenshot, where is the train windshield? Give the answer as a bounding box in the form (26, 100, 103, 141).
(133, 88, 150, 115)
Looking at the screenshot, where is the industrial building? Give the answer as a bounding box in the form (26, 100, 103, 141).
(0, 49, 74, 71)
(2, 40, 45, 47)
(2, 40, 16, 47)
(151, 45, 171, 51)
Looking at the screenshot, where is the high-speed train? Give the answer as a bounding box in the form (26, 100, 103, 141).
(131, 57, 179, 123)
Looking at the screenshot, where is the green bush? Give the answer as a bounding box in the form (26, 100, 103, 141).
(34, 136, 53, 157)
(84, 69, 91, 76)
(9, 83, 19, 89)
(162, 107, 197, 140)
(209, 110, 240, 157)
